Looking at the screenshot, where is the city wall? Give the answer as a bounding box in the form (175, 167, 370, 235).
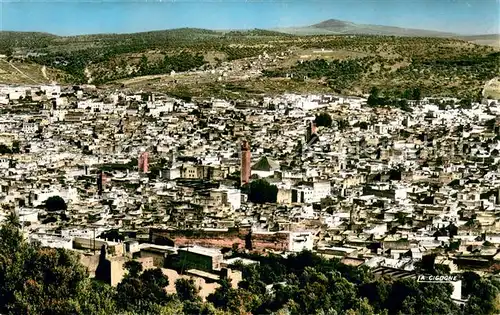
(150, 228, 290, 252)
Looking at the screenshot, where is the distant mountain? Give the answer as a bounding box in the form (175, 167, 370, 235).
(272, 19, 458, 37)
(457, 34, 500, 47)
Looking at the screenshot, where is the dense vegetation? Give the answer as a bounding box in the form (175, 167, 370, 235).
(264, 58, 367, 92)
(11, 28, 282, 83)
(315, 112, 333, 127)
(0, 142, 20, 155)
(243, 179, 278, 204)
(3, 29, 497, 99)
(1, 215, 500, 314)
(264, 48, 499, 99)
(44, 195, 67, 212)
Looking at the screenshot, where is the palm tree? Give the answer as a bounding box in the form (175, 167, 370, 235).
(5, 209, 20, 228)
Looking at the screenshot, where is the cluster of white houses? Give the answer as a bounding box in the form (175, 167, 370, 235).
(1, 83, 500, 302)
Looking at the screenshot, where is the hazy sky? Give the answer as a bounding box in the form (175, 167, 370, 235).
(0, 0, 498, 36)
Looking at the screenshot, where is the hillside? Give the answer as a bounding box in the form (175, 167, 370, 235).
(0, 26, 498, 101)
(0, 60, 64, 85)
(273, 19, 457, 37)
(458, 34, 500, 47)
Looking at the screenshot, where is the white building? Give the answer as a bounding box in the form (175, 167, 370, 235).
(18, 208, 39, 223)
(22, 122, 39, 134)
(40, 85, 61, 98)
(289, 231, 314, 252)
(292, 185, 314, 204)
(312, 180, 331, 202)
(31, 187, 78, 207)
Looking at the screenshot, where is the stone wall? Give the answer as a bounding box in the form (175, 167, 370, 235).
(150, 228, 290, 252)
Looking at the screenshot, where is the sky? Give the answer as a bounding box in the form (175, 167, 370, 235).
(0, 0, 498, 36)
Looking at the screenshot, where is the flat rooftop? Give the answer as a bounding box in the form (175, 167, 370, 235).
(186, 269, 220, 281)
(178, 246, 222, 257)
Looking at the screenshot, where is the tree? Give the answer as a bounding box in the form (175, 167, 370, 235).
(124, 260, 143, 278)
(0, 144, 12, 154)
(5, 47, 13, 58)
(44, 196, 67, 211)
(370, 87, 380, 98)
(4, 211, 500, 315)
(11, 141, 20, 154)
(459, 98, 472, 109)
(207, 278, 250, 313)
(245, 231, 253, 251)
(115, 267, 171, 313)
(0, 218, 116, 314)
(337, 119, 349, 131)
(248, 179, 278, 204)
(412, 88, 421, 101)
(73, 280, 117, 314)
(175, 278, 199, 302)
(315, 113, 333, 127)
(367, 87, 381, 106)
(207, 278, 233, 309)
(139, 55, 149, 72)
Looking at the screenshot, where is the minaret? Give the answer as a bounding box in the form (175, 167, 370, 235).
(311, 120, 317, 135)
(306, 120, 317, 143)
(138, 151, 149, 173)
(241, 140, 251, 186)
(97, 170, 106, 195)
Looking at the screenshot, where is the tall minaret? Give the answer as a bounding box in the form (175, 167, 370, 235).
(138, 151, 149, 173)
(97, 170, 106, 196)
(241, 140, 251, 186)
(306, 120, 316, 143)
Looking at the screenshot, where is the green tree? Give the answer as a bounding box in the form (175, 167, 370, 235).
(175, 278, 199, 302)
(247, 179, 278, 204)
(11, 141, 20, 154)
(412, 87, 422, 101)
(315, 113, 333, 127)
(0, 218, 116, 314)
(44, 196, 67, 211)
(116, 267, 171, 313)
(139, 55, 149, 73)
(367, 87, 381, 106)
(0, 144, 12, 154)
(124, 260, 143, 278)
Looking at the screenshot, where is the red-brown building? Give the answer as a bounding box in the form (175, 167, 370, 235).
(138, 151, 149, 173)
(240, 140, 251, 185)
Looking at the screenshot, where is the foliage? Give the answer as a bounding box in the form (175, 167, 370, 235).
(115, 267, 171, 313)
(0, 216, 113, 314)
(175, 278, 199, 302)
(264, 58, 366, 92)
(2, 217, 500, 315)
(315, 112, 333, 127)
(366, 86, 417, 111)
(0, 144, 13, 154)
(4, 30, 497, 98)
(44, 196, 67, 212)
(246, 179, 278, 204)
(124, 260, 143, 278)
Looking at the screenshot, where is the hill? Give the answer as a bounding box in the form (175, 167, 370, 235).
(0, 59, 64, 85)
(0, 26, 498, 101)
(273, 19, 457, 37)
(458, 34, 500, 47)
